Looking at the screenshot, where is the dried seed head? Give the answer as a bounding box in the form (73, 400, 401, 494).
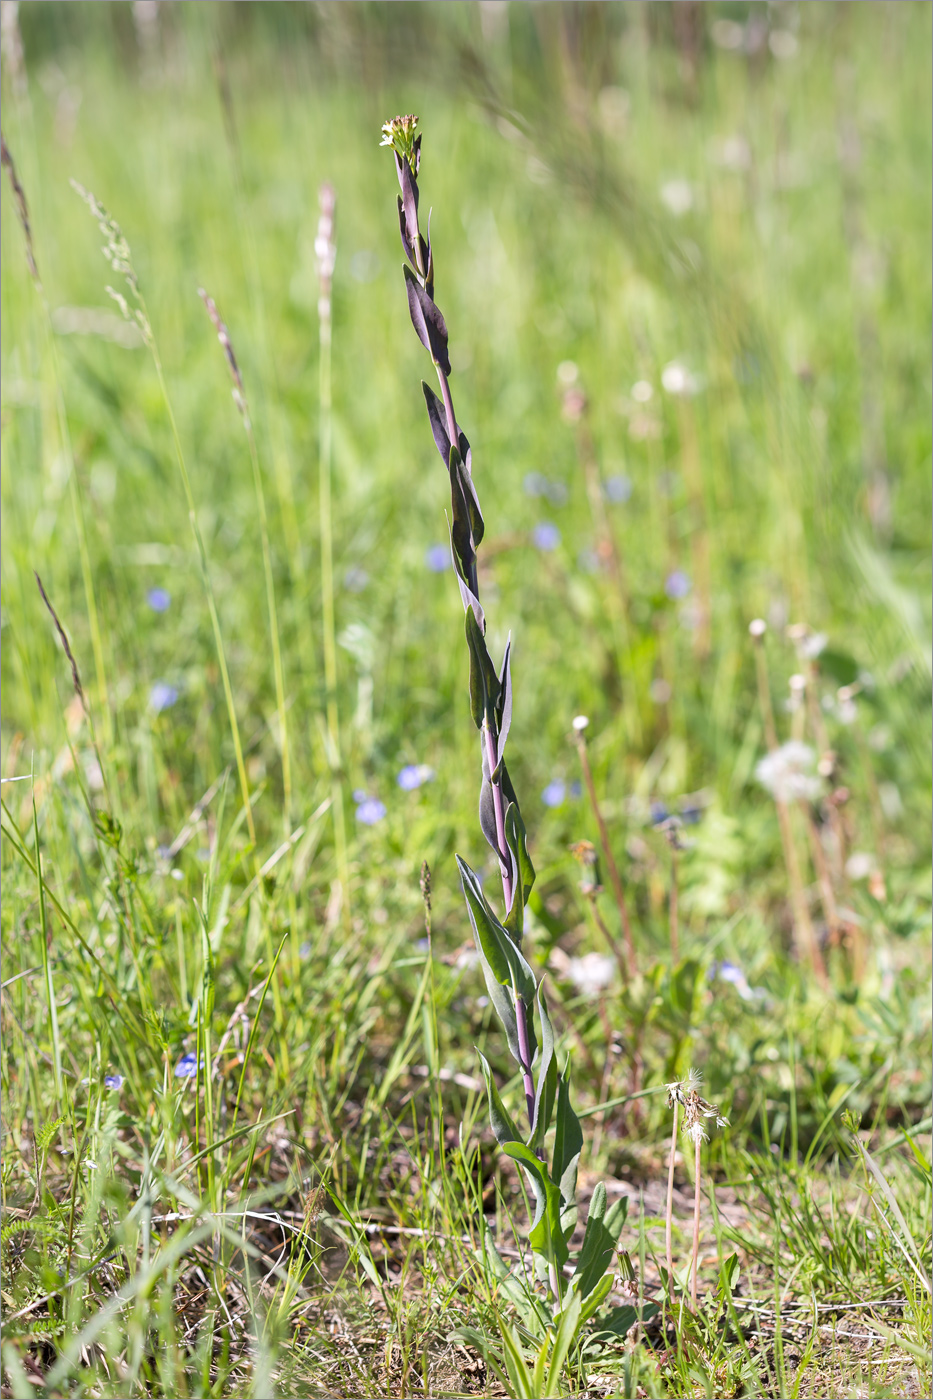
(667, 1067, 728, 1143)
(198, 289, 247, 421)
(0, 132, 38, 283)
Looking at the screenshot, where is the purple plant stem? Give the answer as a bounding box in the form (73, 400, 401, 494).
(399, 138, 539, 1134)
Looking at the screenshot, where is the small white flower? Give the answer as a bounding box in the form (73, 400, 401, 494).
(567, 952, 616, 997)
(755, 741, 822, 803)
(660, 179, 694, 216)
(572, 714, 590, 732)
(661, 361, 701, 396)
(749, 618, 767, 638)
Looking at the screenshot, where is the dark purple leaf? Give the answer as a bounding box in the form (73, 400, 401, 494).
(397, 197, 417, 270)
(403, 266, 450, 374)
(422, 382, 451, 463)
(395, 150, 420, 255)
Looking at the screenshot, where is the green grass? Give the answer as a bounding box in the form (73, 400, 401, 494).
(1, 3, 931, 1396)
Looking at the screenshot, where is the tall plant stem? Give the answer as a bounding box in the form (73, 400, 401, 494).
(33, 792, 62, 1105)
(148, 332, 256, 852)
(575, 732, 635, 980)
(751, 633, 825, 984)
(669, 846, 680, 964)
(317, 239, 350, 916)
(244, 417, 291, 832)
(436, 319, 537, 1126)
(690, 1134, 701, 1311)
(665, 1100, 678, 1295)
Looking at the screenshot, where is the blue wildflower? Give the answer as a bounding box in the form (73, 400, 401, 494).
(425, 544, 449, 573)
(650, 801, 669, 826)
(533, 522, 561, 552)
(569, 780, 582, 799)
(542, 779, 566, 809)
(104, 1074, 123, 1090)
(397, 764, 434, 791)
(664, 570, 691, 600)
(352, 789, 368, 804)
(147, 587, 171, 613)
(604, 475, 632, 504)
(344, 566, 369, 592)
(174, 1053, 202, 1079)
(523, 472, 549, 498)
(150, 682, 179, 713)
(356, 798, 387, 826)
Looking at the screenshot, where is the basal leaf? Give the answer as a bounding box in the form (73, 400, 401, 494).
(554, 1067, 583, 1209)
(571, 1184, 629, 1300)
(529, 986, 557, 1153)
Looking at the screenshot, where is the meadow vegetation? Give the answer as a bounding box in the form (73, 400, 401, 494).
(1, 4, 931, 1396)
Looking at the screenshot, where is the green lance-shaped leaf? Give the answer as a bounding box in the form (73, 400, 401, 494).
(571, 1181, 630, 1301)
(528, 985, 558, 1154)
(465, 606, 500, 731)
(403, 265, 450, 374)
(554, 1064, 584, 1212)
(457, 855, 537, 1069)
(494, 638, 512, 774)
(448, 524, 485, 632)
(501, 1140, 569, 1270)
(544, 1287, 584, 1397)
(478, 754, 507, 869)
(478, 1051, 521, 1148)
(502, 800, 536, 938)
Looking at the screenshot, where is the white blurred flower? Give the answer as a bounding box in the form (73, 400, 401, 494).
(755, 741, 822, 803)
(631, 379, 653, 402)
(798, 632, 827, 660)
(661, 361, 702, 396)
(660, 179, 694, 216)
(845, 852, 874, 881)
(567, 952, 616, 997)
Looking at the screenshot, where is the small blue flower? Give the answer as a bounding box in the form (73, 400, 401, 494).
(355, 798, 387, 826)
(604, 475, 632, 504)
(523, 472, 549, 498)
(352, 789, 368, 804)
(150, 682, 179, 713)
(650, 801, 669, 826)
(104, 1074, 123, 1090)
(344, 566, 369, 593)
(147, 587, 171, 613)
(174, 1053, 202, 1079)
(569, 780, 582, 799)
(533, 522, 561, 552)
(665, 570, 691, 600)
(425, 544, 449, 573)
(397, 764, 434, 791)
(542, 779, 566, 809)
(680, 803, 702, 825)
